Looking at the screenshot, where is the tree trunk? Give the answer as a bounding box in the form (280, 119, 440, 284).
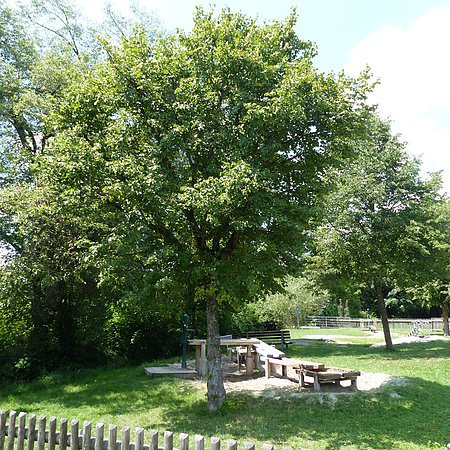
(205, 294, 226, 412)
(374, 280, 394, 351)
(442, 300, 449, 336)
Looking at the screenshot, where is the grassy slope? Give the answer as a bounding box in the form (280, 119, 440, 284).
(0, 334, 449, 449)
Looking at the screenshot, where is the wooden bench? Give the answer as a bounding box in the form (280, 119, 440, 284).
(263, 357, 324, 379)
(298, 368, 361, 392)
(242, 330, 292, 350)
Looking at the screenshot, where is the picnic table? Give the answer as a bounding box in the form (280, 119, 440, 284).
(188, 338, 259, 377)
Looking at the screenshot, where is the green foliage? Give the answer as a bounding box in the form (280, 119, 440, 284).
(254, 276, 330, 328)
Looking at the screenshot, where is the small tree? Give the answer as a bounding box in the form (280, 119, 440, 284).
(310, 117, 443, 350)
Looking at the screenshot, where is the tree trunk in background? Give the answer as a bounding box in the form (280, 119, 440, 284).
(374, 279, 394, 351)
(443, 300, 449, 336)
(205, 294, 226, 412)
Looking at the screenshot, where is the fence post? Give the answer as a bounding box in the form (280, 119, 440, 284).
(243, 443, 254, 450)
(135, 428, 144, 450)
(179, 433, 188, 450)
(94, 424, 104, 450)
(48, 417, 57, 450)
(262, 445, 274, 450)
(71, 421, 79, 450)
(82, 422, 91, 450)
(108, 425, 117, 450)
(211, 437, 220, 450)
(8, 411, 17, 450)
(226, 439, 237, 450)
(26, 414, 36, 450)
(194, 435, 204, 450)
(0, 411, 6, 450)
(60, 419, 68, 450)
(121, 426, 129, 450)
(148, 430, 158, 450)
(164, 431, 173, 450)
(37, 416, 46, 450)
(17, 412, 26, 450)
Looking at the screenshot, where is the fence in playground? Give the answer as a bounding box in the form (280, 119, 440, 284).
(306, 316, 443, 333)
(0, 411, 293, 450)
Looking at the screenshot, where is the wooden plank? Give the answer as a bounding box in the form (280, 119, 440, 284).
(0, 411, 6, 450)
(135, 428, 144, 450)
(108, 425, 117, 450)
(226, 440, 237, 450)
(179, 433, 188, 450)
(148, 431, 158, 450)
(163, 431, 173, 450)
(7, 411, 17, 450)
(37, 416, 46, 450)
(17, 412, 26, 450)
(82, 422, 91, 450)
(71, 420, 79, 450)
(262, 445, 274, 450)
(59, 419, 68, 450)
(94, 424, 104, 450)
(49, 417, 57, 450)
(243, 443, 255, 450)
(211, 437, 220, 450)
(194, 435, 204, 450)
(120, 427, 128, 450)
(26, 415, 36, 450)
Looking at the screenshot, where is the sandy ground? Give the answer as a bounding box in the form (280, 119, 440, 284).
(172, 358, 394, 397)
(370, 334, 448, 347)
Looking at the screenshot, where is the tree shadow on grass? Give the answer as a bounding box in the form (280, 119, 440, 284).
(0, 341, 449, 449)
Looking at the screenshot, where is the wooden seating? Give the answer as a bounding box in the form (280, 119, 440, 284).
(298, 368, 361, 392)
(263, 357, 324, 379)
(242, 330, 292, 349)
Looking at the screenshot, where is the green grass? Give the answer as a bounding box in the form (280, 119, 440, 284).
(1, 336, 449, 449)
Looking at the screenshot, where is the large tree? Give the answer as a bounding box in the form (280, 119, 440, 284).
(310, 117, 443, 350)
(41, 8, 371, 411)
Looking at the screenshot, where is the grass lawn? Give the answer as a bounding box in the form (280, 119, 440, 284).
(0, 332, 449, 449)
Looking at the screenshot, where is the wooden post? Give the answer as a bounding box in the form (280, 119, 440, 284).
(244, 443, 255, 450)
(60, 419, 68, 450)
(265, 357, 270, 380)
(313, 373, 321, 392)
(200, 342, 207, 378)
(71, 420, 79, 450)
(135, 428, 144, 450)
(108, 425, 117, 450)
(195, 345, 201, 374)
(211, 437, 220, 450)
(82, 422, 91, 450)
(262, 445, 274, 450)
(164, 431, 173, 450)
(0, 411, 6, 450)
(148, 430, 158, 450)
(245, 346, 254, 376)
(26, 415, 36, 450)
(17, 412, 26, 450)
(37, 416, 46, 450)
(48, 417, 57, 450)
(121, 427, 129, 450)
(226, 439, 237, 450)
(95, 424, 104, 450)
(194, 435, 204, 450)
(179, 433, 188, 450)
(7, 411, 17, 450)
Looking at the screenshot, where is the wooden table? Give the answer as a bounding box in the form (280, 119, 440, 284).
(188, 338, 259, 377)
(298, 368, 361, 392)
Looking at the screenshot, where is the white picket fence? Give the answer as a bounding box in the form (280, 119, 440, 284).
(0, 411, 292, 450)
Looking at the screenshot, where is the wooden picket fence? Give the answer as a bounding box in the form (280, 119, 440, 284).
(0, 411, 293, 450)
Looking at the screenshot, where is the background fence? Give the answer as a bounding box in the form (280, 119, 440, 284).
(306, 316, 444, 333)
(0, 411, 292, 450)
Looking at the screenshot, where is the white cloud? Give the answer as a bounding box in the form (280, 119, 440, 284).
(346, 7, 450, 193)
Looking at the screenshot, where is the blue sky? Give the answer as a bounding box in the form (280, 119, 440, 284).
(76, 0, 450, 192)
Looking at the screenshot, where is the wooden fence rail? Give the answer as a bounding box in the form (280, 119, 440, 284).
(0, 411, 292, 450)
